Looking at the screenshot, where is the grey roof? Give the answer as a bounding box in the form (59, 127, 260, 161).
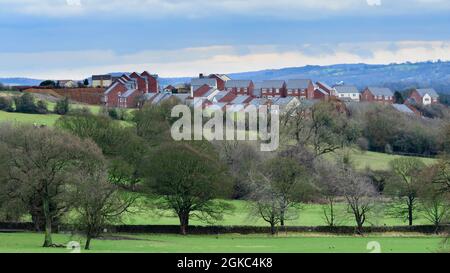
(92, 75, 112, 80)
(120, 89, 138, 98)
(301, 99, 320, 107)
(143, 93, 158, 100)
(151, 93, 172, 105)
(416, 88, 439, 98)
(249, 98, 268, 107)
(334, 85, 359, 94)
(272, 97, 298, 106)
(206, 103, 227, 111)
(392, 104, 414, 114)
(261, 80, 285, 89)
(104, 82, 119, 95)
(231, 95, 251, 104)
(191, 78, 217, 87)
(367, 87, 394, 97)
(171, 93, 190, 102)
(287, 79, 312, 89)
(225, 80, 252, 88)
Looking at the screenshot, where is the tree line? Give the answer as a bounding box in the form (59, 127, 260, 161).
(0, 93, 70, 115)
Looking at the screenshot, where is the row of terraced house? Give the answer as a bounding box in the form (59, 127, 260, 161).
(100, 72, 440, 114)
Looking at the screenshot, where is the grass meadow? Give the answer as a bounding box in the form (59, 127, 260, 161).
(121, 199, 434, 227)
(0, 232, 446, 253)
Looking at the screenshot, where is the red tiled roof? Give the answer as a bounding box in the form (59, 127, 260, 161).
(193, 84, 212, 97)
(218, 92, 237, 103)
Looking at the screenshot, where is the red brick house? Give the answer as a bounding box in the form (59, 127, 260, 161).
(408, 88, 439, 106)
(286, 79, 314, 99)
(164, 85, 177, 93)
(103, 77, 134, 108)
(118, 85, 142, 108)
(208, 74, 231, 91)
(225, 80, 254, 96)
(102, 71, 159, 108)
(260, 80, 287, 98)
(314, 86, 330, 100)
(141, 71, 159, 93)
(130, 72, 148, 93)
(316, 81, 333, 96)
(191, 77, 218, 96)
(361, 87, 394, 104)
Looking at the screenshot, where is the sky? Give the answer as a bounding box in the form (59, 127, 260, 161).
(0, 0, 450, 79)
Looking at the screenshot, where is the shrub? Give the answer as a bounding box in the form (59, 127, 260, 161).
(36, 100, 48, 114)
(101, 107, 130, 121)
(54, 97, 70, 115)
(14, 93, 38, 113)
(108, 108, 119, 120)
(0, 97, 14, 112)
(39, 80, 56, 87)
(356, 137, 369, 151)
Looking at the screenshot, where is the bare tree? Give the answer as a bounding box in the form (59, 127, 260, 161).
(314, 159, 343, 227)
(281, 101, 360, 157)
(418, 165, 450, 233)
(248, 171, 285, 235)
(214, 140, 263, 198)
(70, 160, 135, 250)
(385, 158, 426, 226)
(247, 156, 313, 233)
(431, 156, 450, 194)
(340, 166, 378, 234)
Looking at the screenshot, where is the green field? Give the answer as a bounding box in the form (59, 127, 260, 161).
(0, 110, 61, 126)
(0, 104, 131, 127)
(350, 151, 436, 170)
(122, 200, 434, 227)
(0, 232, 446, 253)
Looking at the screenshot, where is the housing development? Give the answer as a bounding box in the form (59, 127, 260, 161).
(90, 72, 440, 116)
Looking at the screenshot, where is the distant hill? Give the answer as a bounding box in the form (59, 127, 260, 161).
(0, 77, 42, 86)
(226, 61, 450, 94)
(2, 61, 450, 93)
